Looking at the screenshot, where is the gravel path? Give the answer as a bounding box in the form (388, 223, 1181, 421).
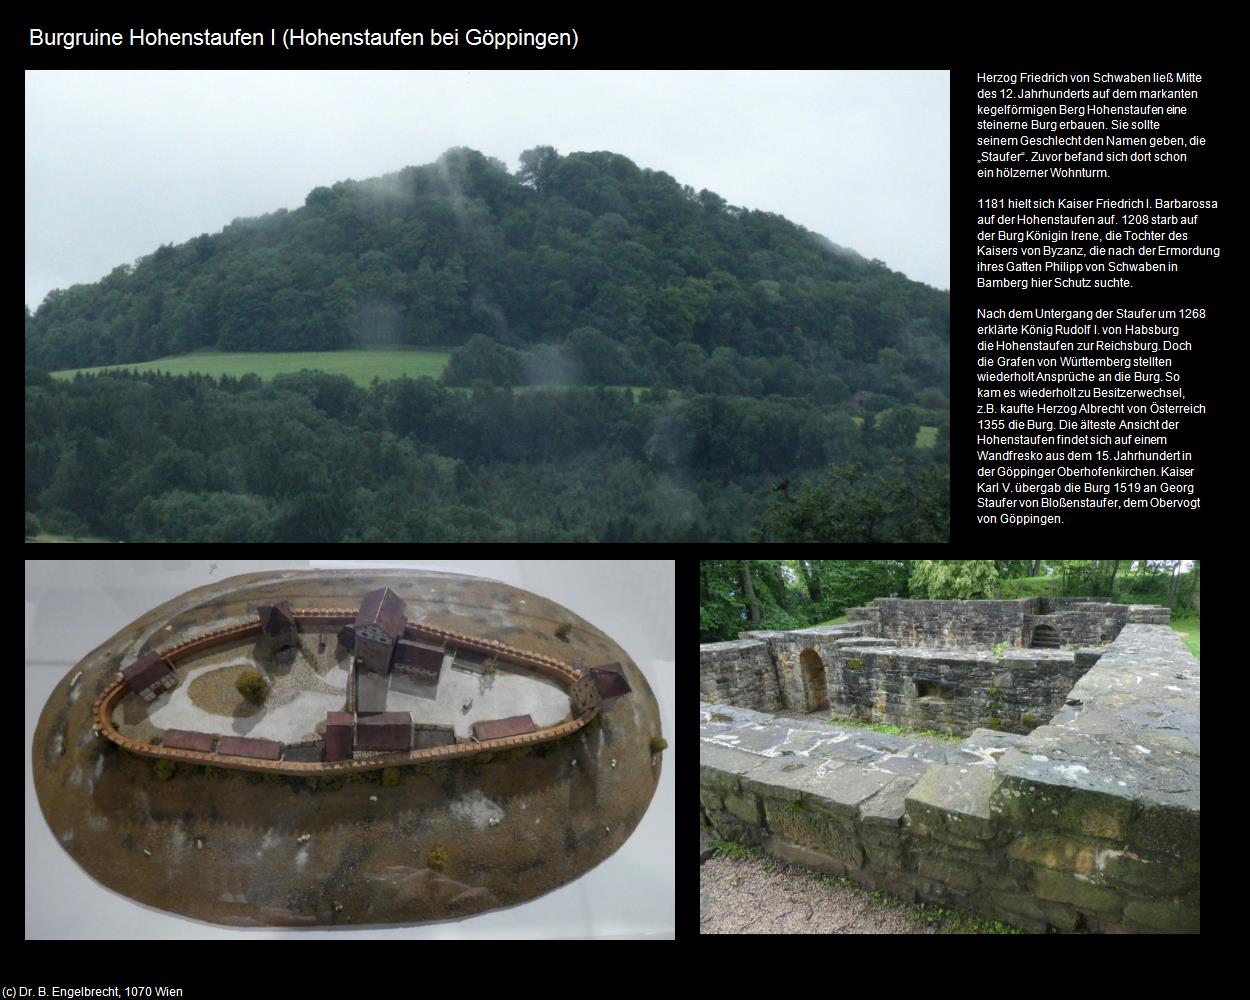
(701, 855, 933, 934)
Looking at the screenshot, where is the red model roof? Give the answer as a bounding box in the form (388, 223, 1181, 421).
(120, 653, 172, 693)
(354, 587, 406, 639)
(162, 729, 216, 752)
(325, 712, 354, 760)
(258, 601, 295, 636)
(356, 711, 411, 751)
(216, 736, 283, 760)
(472, 715, 537, 741)
(591, 663, 632, 700)
(395, 639, 444, 674)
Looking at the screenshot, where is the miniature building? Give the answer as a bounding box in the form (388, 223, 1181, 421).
(257, 602, 296, 644)
(569, 673, 601, 715)
(354, 587, 407, 675)
(325, 711, 354, 761)
(394, 638, 444, 681)
(216, 736, 283, 760)
(591, 663, 632, 700)
(356, 711, 412, 751)
(162, 729, 216, 752)
(119, 653, 177, 702)
(472, 714, 537, 742)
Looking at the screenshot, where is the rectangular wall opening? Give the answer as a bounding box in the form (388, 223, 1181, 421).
(915, 679, 954, 701)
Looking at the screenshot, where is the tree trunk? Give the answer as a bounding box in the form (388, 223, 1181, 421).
(1166, 562, 1181, 608)
(1028, 560, 1042, 577)
(799, 560, 822, 603)
(1184, 561, 1200, 611)
(1107, 559, 1120, 598)
(740, 561, 762, 623)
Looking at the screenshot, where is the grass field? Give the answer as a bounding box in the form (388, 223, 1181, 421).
(849, 415, 938, 449)
(51, 348, 452, 388)
(1171, 613, 1200, 659)
(27, 534, 112, 543)
(447, 384, 648, 400)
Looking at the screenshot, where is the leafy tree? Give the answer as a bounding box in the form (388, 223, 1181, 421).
(763, 463, 948, 542)
(909, 560, 999, 600)
(442, 335, 522, 387)
(25, 511, 40, 539)
(517, 146, 561, 192)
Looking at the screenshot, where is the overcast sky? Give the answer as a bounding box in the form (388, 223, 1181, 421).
(24, 70, 949, 310)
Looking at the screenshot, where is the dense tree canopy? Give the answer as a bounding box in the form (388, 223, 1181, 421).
(26, 147, 949, 414)
(25, 147, 951, 541)
(699, 560, 1199, 644)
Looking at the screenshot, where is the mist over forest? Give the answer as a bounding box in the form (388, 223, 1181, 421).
(26, 147, 949, 542)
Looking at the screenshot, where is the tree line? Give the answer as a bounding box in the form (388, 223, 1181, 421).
(26, 370, 946, 542)
(699, 560, 1200, 642)
(26, 146, 949, 415)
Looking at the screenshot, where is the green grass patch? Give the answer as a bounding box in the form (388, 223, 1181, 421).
(848, 416, 937, 448)
(824, 713, 962, 744)
(812, 614, 849, 626)
(28, 533, 113, 543)
(446, 384, 647, 400)
(51, 347, 453, 388)
(1171, 613, 1200, 659)
(708, 838, 757, 861)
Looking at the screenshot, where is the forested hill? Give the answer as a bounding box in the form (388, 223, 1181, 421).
(27, 147, 949, 406)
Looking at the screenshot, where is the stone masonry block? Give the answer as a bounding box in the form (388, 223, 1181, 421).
(1126, 796, 1201, 860)
(1099, 849, 1197, 895)
(699, 741, 765, 794)
(1122, 897, 1200, 934)
(804, 764, 900, 821)
(990, 770, 1133, 841)
(857, 775, 914, 829)
(906, 764, 998, 840)
(1032, 868, 1123, 915)
(762, 798, 864, 869)
(1005, 831, 1109, 876)
(724, 791, 762, 825)
(917, 858, 981, 891)
(762, 834, 849, 876)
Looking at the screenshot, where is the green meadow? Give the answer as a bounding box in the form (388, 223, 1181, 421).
(51, 348, 452, 388)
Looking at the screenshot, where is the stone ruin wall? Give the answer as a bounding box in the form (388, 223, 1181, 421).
(827, 645, 1103, 737)
(700, 600, 1173, 738)
(698, 639, 782, 712)
(700, 623, 1200, 934)
(846, 597, 1165, 650)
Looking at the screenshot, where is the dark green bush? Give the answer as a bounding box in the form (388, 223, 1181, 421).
(235, 670, 269, 704)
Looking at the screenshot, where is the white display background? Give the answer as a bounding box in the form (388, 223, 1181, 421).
(24, 559, 674, 939)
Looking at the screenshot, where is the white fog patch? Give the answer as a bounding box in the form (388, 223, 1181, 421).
(449, 789, 504, 830)
(295, 846, 309, 870)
